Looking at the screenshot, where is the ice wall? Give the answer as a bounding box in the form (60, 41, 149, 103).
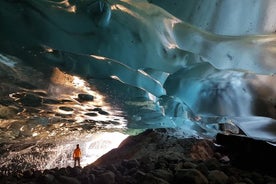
(0, 0, 275, 124)
(150, 0, 276, 35)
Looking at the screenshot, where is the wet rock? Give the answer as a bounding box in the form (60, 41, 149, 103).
(92, 107, 109, 115)
(139, 173, 170, 184)
(37, 173, 56, 184)
(139, 157, 156, 172)
(69, 166, 82, 177)
(59, 106, 74, 111)
(155, 156, 169, 169)
(204, 158, 221, 170)
(174, 168, 208, 184)
(124, 167, 138, 176)
(190, 139, 215, 160)
(208, 170, 229, 184)
(150, 169, 174, 183)
(195, 162, 209, 176)
(216, 133, 276, 175)
(19, 93, 42, 107)
(34, 91, 47, 97)
(33, 170, 43, 178)
(92, 107, 102, 111)
(182, 161, 197, 169)
(43, 98, 61, 104)
(249, 172, 265, 184)
(174, 162, 184, 170)
(23, 169, 33, 178)
(118, 175, 137, 184)
(61, 99, 73, 103)
(85, 112, 98, 117)
(15, 80, 37, 90)
(121, 159, 140, 169)
(58, 167, 69, 176)
(219, 155, 230, 163)
(105, 164, 120, 176)
(95, 171, 115, 184)
(0, 105, 18, 118)
(264, 175, 276, 183)
(0, 98, 14, 106)
(227, 176, 239, 183)
(98, 109, 109, 115)
(240, 178, 254, 184)
(77, 94, 94, 102)
(110, 120, 121, 125)
(77, 174, 91, 184)
(56, 175, 80, 184)
(89, 174, 96, 183)
(55, 113, 72, 118)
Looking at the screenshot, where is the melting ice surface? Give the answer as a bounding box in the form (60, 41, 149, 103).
(0, 0, 275, 172)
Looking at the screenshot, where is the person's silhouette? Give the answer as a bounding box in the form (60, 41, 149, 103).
(73, 144, 81, 167)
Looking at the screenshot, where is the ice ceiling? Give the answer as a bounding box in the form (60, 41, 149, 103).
(0, 0, 276, 138)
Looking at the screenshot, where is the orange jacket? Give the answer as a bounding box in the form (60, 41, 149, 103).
(73, 148, 81, 158)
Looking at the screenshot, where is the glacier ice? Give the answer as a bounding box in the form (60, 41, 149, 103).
(151, 0, 276, 35)
(0, 0, 276, 172)
(0, 0, 275, 148)
(1, 0, 275, 75)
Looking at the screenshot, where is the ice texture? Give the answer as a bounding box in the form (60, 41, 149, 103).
(0, 0, 275, 142)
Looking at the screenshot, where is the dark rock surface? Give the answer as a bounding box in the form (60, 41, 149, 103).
(1, 129, 276, 184)
(216, 133, 276, 176)
(77, 94, 94, 102)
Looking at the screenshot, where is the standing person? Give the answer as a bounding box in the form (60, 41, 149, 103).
(73, 144, 81, 167)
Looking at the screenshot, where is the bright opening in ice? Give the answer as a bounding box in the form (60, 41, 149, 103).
(80, 132, 129, 167)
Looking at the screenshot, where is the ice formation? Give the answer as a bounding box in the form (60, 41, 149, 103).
(1, 0, 276, 131)
(0, 0, 275, 170)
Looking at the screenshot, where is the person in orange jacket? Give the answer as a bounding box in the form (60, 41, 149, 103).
(73, 144, 81, 167)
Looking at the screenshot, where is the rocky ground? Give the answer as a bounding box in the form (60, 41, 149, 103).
(1, 128, 276, 184)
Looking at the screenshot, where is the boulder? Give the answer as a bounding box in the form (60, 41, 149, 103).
(216, 133, 276, 176)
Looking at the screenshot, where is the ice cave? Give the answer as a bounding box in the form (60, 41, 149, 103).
(0, 0, 275, 176)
